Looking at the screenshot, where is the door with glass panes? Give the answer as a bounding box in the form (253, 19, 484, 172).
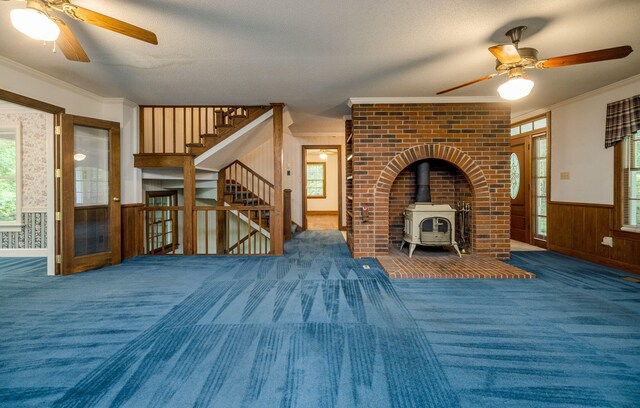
(58, 114, 121, 274)
(145, 190, 178, 254)
(510, 115, 548, 247)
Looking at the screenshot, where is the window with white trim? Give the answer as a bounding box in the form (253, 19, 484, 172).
(621, 131, 640, 231)
(0, 123, 21, 228)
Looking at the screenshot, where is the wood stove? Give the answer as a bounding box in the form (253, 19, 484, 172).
(399, 160, 461, 258)
(400, 203, 461, 257)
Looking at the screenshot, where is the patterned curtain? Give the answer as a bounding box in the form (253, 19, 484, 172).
(605, 95, 640, 148)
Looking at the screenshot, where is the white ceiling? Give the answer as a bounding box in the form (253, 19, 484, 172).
(1, 0, 639, 133)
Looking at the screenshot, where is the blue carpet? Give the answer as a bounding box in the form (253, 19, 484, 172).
(0, 233, 639, 407)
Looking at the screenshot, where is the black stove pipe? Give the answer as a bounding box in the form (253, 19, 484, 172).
(416, 161, 431, 202)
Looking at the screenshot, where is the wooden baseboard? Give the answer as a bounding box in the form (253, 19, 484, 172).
(307, 211, 339, 216)
(547, 243, 640, 275)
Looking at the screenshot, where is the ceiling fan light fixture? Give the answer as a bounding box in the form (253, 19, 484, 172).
(10, 7, 60, 42)
(497, 76, 534, 101)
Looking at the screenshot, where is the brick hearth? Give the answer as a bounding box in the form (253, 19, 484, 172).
(378, 248, 535, 279)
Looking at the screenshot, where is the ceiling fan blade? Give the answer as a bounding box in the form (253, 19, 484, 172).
(437, 74, 498, 95)
(538, 45, 632, 69)
(489, 44, 522, 64)
(64, 4, 158, 45)
(52, 18, 90, 62)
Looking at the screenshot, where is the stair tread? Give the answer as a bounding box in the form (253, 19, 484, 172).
(186, 142, 204, 147)
(200, 133, 219, 138)
(216, 123, 233, 128)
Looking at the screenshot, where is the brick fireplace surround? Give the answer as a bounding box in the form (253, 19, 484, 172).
(348, 100, 511, 259)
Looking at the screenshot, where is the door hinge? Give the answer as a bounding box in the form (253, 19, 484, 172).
(55, 255, 61, 264)
(55, 212, 61, 221)
(55, 125, 61, 136)
(55, 169, 62, 178)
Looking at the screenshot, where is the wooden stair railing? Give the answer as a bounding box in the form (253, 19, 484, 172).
(214, 160, 276, 255)
(138, 105, 271, 156)
(227, 228, 261, 254)
(219, 160, 274, 231)
(187, 106, 271, 156)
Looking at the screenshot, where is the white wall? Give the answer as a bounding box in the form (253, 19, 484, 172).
(239, 130, 346, 227)
(514, 75, 640, 205)
(0, 57, 141, 205)
(306, 150, 339, 212)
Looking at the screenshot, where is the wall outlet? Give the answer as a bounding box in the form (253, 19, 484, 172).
(601, 236, 613, 247)
(560, 171, 570, 180)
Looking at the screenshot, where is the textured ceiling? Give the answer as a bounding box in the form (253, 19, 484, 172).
(1, 0, 639, 132)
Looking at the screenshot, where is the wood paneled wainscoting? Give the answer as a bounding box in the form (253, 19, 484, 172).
(121, 204, 144, 260)
(547, 201, 640, 274)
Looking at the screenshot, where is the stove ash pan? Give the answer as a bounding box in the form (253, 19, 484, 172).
(401, 203, 461, 258)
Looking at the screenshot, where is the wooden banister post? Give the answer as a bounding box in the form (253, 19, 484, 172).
(183, 155, 195, 255)
(216, 168, 226, 254)
(272, 103, 285, 255)
(284, 189, 292, 241)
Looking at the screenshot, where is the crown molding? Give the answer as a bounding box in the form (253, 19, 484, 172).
(348, 96, 504, 107)
(0, 56, 142, 109)
(512, 74, 640, 122)
(0, 56, 106, 103)
(103, 97, 139, 109)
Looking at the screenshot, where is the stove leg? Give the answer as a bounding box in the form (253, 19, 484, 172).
(409, 243, 416, 258)
(452, 242, 462, 258)
(400, 240, 405, 250)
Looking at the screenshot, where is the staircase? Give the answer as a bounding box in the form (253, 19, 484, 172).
(137, 105, 272, 159)
(187, 107, 271, 156)
(133, 103, 286, 257)
(221, 160, 274, 226)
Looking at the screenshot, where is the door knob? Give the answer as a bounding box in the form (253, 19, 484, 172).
(113, 197, 120, 202)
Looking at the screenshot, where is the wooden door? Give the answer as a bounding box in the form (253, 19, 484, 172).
(510, 135, 530, 243)
(58, 114, 121, 274)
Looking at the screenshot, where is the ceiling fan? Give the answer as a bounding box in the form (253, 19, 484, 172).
(317, 149, 337, 160)
(437, 26, 633, 100)
(4, 0, 158, 63)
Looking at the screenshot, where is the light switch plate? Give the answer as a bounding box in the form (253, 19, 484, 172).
(560, 172, 570, 180)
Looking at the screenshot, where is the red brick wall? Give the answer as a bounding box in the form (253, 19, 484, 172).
(350, 102, 510, 259)
(388, 160, 472, 247)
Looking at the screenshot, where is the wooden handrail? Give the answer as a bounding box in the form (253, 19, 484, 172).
(228, 229, 261, 253)
(140, 104, 268, 109)
(139, 105, 269, 154)
(220, 160, 275, 208)
(194, 205, 274, 211)
(221, 160, 274, 188)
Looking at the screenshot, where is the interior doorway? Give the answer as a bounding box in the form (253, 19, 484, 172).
(302, 145, 342, 231)
(0, 90, 60, 276)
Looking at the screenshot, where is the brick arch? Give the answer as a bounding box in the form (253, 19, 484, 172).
(373, 144, 491, 256)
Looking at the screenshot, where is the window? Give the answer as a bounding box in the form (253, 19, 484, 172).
(533, 135, 548, 239)
(146, 190, 179, 254)
(620, 131, 640, 231)
(0, 123, 21, 229)
(306, 162, 326, 198)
